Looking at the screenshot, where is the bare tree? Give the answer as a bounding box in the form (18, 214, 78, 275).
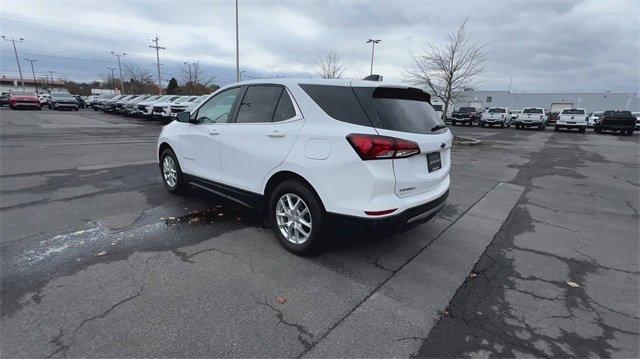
(404, 18, 486, 118)
(122, 63, 156, 94)
(180, 62, 216, 94)
(313, 48, 346, 79)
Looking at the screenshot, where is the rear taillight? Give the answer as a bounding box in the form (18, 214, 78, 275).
(346, 134, 420, 160)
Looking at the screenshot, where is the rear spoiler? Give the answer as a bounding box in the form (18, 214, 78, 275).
(362, 74, 383, 81)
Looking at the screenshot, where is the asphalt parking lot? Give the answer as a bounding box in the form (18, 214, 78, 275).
(1, 107, 638, 358)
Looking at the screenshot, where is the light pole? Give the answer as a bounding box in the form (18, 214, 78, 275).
(47, 71, 54, 89)
(107, 67, 117, 94)
(235, 0, 240, 82)
(110, 51, 126, 94)
(24, 58, 39, 95)
(2, 35, 25, 88)
(366, 39, 381, 75)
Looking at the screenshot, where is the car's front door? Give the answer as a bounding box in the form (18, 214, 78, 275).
(179, 87, 242, 184)
(220, 85, 303, 198)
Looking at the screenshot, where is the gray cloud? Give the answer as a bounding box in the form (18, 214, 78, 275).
(1, 0, 638, 92)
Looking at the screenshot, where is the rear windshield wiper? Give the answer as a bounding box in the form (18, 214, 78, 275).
(431, 125, 447, 132)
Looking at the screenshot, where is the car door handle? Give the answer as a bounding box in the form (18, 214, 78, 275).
(209, 130, 220, 136)
(268, 130, 286, 138)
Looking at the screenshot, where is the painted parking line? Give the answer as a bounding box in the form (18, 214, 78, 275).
(77, 159, 157, 171)
(303, 182, 525, 358)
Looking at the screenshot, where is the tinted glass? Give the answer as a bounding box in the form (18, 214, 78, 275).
(236, 86, 283, 123)
(300, 85, 371, 127)
(11, 91, 34, 96)
(562, 109, 585, 114)
(51, 92, 73, 98)
(458, 107, 475, 112)
(354, 87, 445, 134)
(523, 108, 543, 114)
(603, 111, 633, 118)
(432, 104, 443, 111)
(196, 87, 240, 124)
(273, 90, 296, 122)
(488, 108, 506, 113)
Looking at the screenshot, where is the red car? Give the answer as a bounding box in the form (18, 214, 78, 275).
(9, 90, 41, 110)
(547, 112, 559, 125)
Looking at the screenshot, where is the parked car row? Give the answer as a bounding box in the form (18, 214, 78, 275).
(91, 93, 209, 121)
(446, 106, 637, 135)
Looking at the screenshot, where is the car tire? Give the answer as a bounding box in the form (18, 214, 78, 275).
(554, 126, 559, 132)
(160, 148, 188, 195)
(579, 127, 585, 133)
(268, 179, 325, 256)
(74, 107, 79, 111)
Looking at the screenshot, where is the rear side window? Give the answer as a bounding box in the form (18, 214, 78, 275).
(354, 87, 444, 134)
(236, 85, 283, 123)
(273, 90, 296, 122)
(299, 85, 371, 127)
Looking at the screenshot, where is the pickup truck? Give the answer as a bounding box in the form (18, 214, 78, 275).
(450, 106, 480, 126)
(594, 111, 635, 135)
(513, 107, 547, 130)
(555, 108, 587, 133)
(479, 107, 510, 127)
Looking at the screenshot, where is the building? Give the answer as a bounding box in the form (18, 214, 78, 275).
(0, 76, 66, 93)
(451, 90, 640, 113)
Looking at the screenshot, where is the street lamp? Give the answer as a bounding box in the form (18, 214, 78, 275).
(2, 35, 25, 88)
(24, 58, 39, 95)
(366, 39, 381, 75)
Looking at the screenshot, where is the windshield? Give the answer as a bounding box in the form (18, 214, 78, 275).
(51, 92, 73, 98)
(562, 109, 585, 115)
(458, 107, 475, 112)
(488, 108, 506, 113)
(523, 108, 543, 114)
(11, 91, 35, 96)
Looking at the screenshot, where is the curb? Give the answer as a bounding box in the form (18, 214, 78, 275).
(453, 136, 482, 146)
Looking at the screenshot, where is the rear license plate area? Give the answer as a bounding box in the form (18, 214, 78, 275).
(427, 152, 441, 172)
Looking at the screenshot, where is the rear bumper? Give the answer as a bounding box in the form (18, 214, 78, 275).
(556, 121, 586, 128)
(597, 123, 635, 131)
(327, 190, 448, 236)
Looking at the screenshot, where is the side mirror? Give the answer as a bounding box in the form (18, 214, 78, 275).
(176, 111, 191, 123)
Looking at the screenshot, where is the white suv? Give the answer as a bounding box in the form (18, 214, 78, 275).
(157, 79, 452, 254)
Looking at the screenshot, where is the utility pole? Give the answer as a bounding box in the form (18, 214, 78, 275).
(110, 51, 126, 94)
(2, 35, 25, 88)
(107, 67, 117, 94)
(235, 0, 240, 82)
(149, 36, 165, 95)
(24, 58, 39, 95)
(47, 71, 54, 89)
(366, 39, 381, 75)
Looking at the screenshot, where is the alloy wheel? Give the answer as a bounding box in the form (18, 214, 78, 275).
(275, 193, 312, 244)
(163, 156, 178, 188)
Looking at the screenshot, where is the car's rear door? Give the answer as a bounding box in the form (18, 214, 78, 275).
(220, 85, 303, 199)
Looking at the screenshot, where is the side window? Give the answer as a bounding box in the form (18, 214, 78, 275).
(236, 86, 282, 123)
(273, 90, 296, 122)
(196, 87, 241, 124)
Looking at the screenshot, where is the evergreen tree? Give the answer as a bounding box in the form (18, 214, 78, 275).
(166, 77, 179, 94)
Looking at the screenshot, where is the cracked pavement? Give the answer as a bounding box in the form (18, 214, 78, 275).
(1, 108, 638, 357)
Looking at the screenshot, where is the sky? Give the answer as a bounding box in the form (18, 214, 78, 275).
(1, 0, 639, 93)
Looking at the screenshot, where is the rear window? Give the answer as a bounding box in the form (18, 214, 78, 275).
(488, 108, 506, 113)
(562, 109, 585, 115)
(299, 85, 371, 127)
(603, 111, 633, 118)
(523, 108, 542, 114)
(353, 87, 444, 134)
(458, 107, 475, 112)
